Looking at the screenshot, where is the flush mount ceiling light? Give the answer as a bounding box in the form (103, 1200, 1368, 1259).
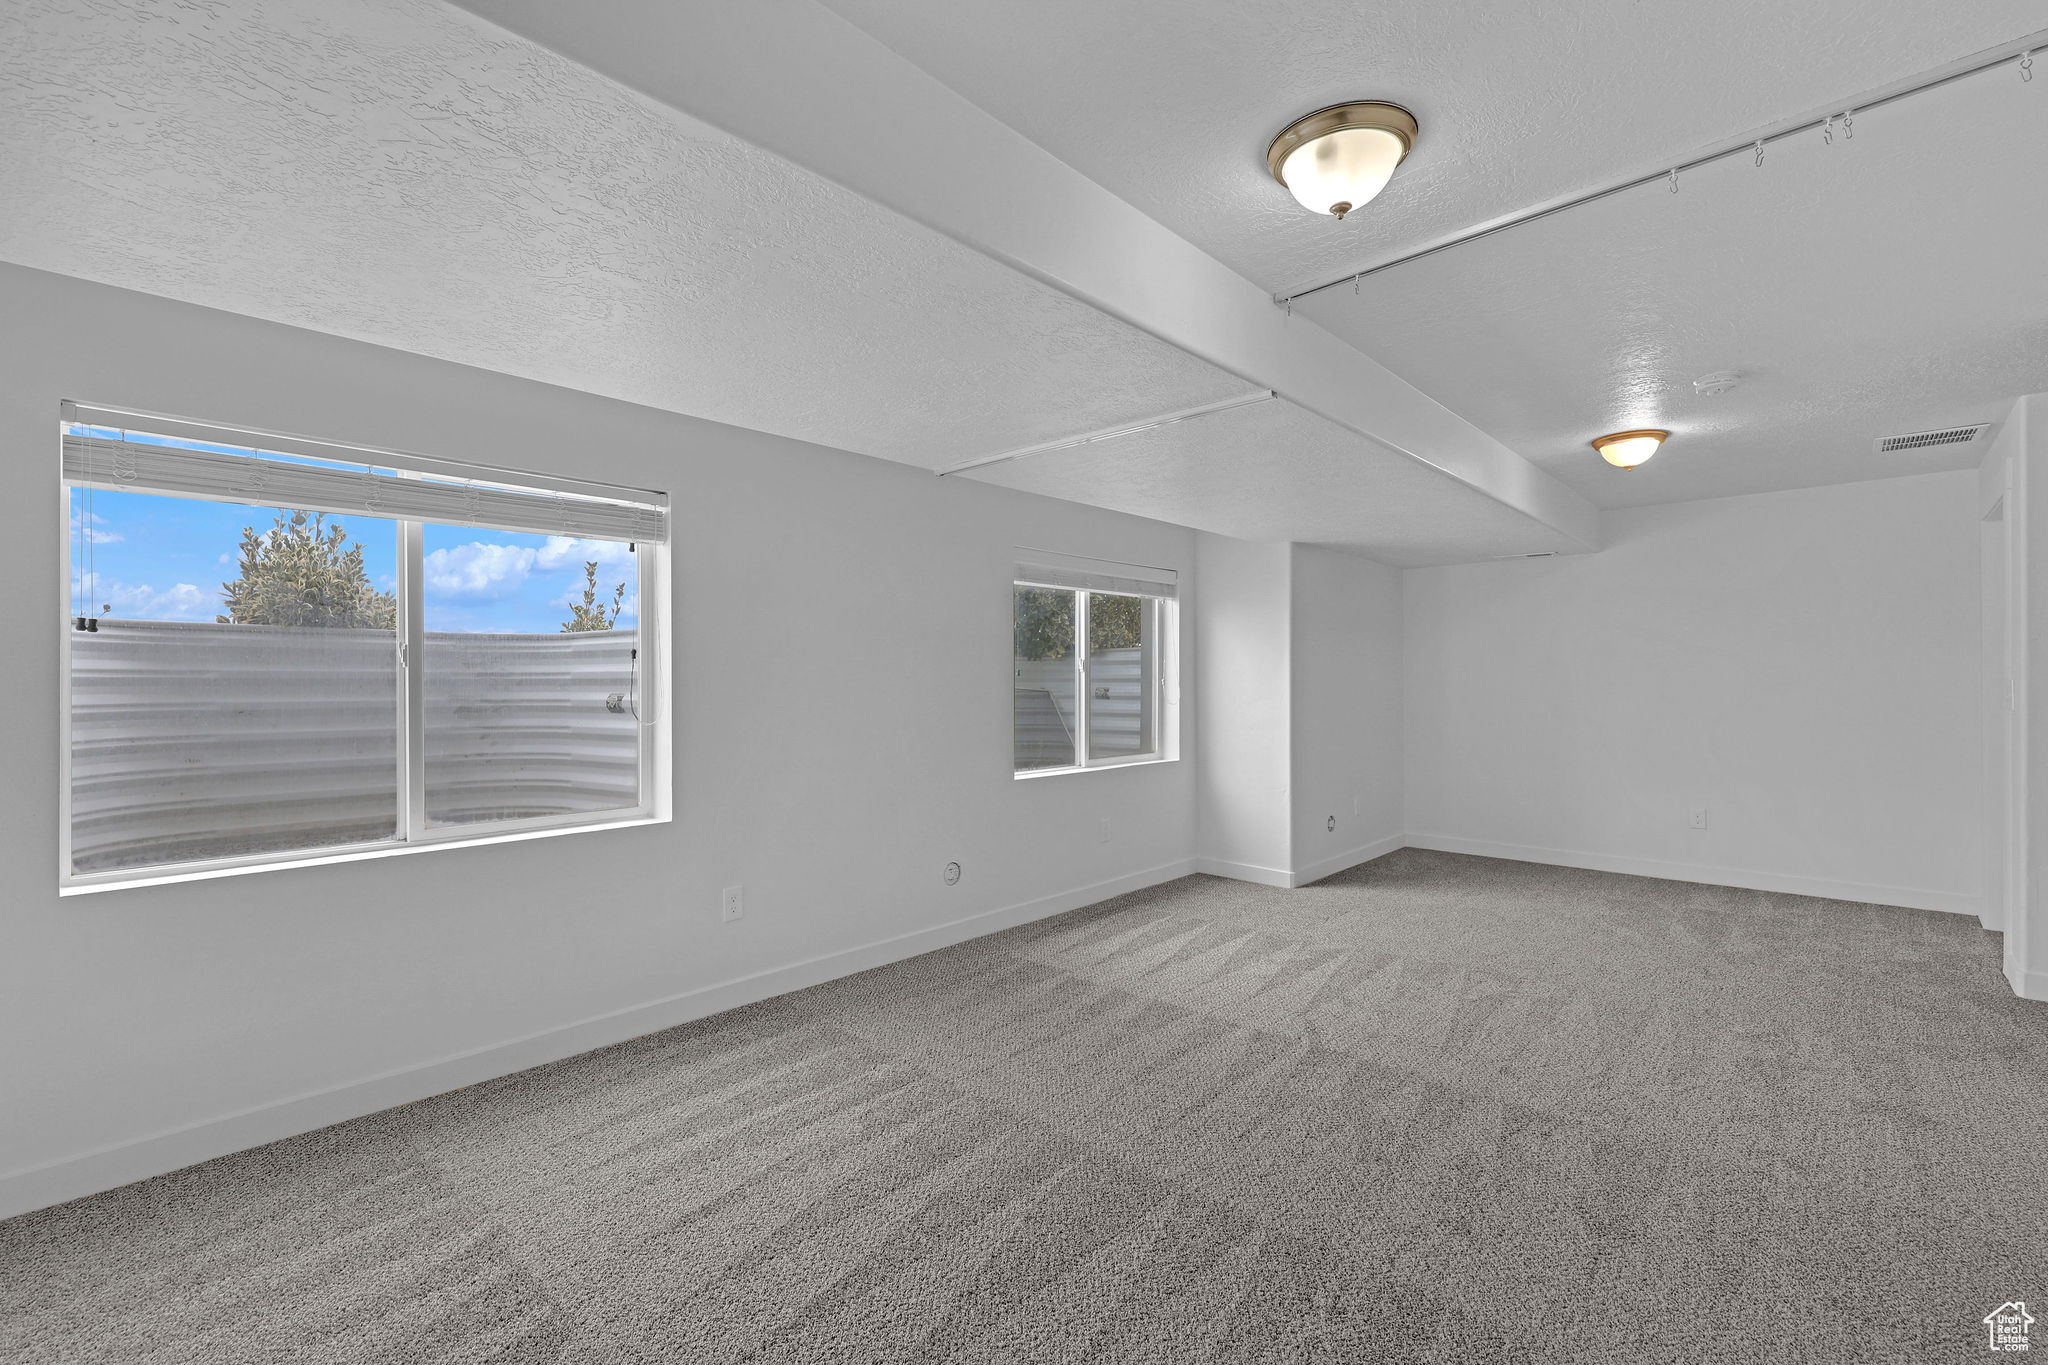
(1591, 429, 1669, 470)
(1267, 102, 1418, 220)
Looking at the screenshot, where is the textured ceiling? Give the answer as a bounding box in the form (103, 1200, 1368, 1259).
(822, 0, 2048, 297)
(963, 397, 1583, 567)
(0, 0, 1254, 472)
(11, 1, 2039, 552)
(1295, 65, 2048, 507)
(824, 0, 2048, 510)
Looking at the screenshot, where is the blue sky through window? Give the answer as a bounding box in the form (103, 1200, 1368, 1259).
(423, 523, 637, 633)
(69, 488, 638, 633)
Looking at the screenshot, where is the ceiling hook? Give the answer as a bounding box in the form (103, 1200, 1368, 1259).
(1753, 139, 1765, 167)
(1821, 114, 1834, 145)
(1353, 273, 1360, 295)
(1842, 109, 1854, 138)
(1668, 167, 1678, 194)
(2022, 51, 2035, 83)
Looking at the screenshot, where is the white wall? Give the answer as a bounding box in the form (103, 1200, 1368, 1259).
(0, 264, 1201, 1216)
(1191, 533, 1291, 884)
(1982, 511, 2009, 931)
(2009, 394, 2045, 998)
(1980, 426, 2013, 935)
(1189, 537, 1404, 890)
(1404, 472, 1983, 914)
(1289, 544, 1403, 883)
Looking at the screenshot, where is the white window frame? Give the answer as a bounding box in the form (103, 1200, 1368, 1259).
(57, 407, 671, 895)
(1013, 578, 1179, 779)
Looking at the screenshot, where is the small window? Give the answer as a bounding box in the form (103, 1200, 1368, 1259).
(1013, 554, 1176, 776)
(61, 404, 668, 890)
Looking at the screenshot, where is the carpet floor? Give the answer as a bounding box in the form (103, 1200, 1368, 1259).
(5, 849, 2045, 1363)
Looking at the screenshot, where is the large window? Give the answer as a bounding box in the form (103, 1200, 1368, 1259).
(1013, 554, 1177, 776)
(60, 404, 667, 890)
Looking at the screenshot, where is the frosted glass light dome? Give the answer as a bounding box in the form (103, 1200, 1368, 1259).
(1267, 102, 1418, 220)
(1592, 429, 1669, 469)
(1279, 127, 1405, 218)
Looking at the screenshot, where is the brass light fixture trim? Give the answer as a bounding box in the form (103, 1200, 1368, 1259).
(1267, 101, 1419, 219)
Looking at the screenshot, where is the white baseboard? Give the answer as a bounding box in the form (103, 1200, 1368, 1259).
(0, 857, 1196, 1222)
(1291, 832, 1405, 887)
(1195, 833, 1403, 889)
(1192, 856, 1293, 888)
(2009, 958, 2048, 1002)
(1404, 833, 1981, 917)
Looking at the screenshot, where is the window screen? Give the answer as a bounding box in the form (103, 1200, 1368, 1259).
(68, 495, 401, 872)
(1014, 585, 1078, 771)
(1085, 593, 1155, 761)
(421, 524, 643, 827)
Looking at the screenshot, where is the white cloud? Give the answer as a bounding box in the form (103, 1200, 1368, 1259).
(535, 536, 635, 572)
(69, 510, 123, 545)
(423, 542, 537, 594)
(74, 573, 212, 621)
(219, 552, 232, 565)
(154, 585, 210, 617)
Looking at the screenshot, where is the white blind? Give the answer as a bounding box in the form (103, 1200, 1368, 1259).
(61, 419, 667, 545)
(1015, 549, 1177, 599)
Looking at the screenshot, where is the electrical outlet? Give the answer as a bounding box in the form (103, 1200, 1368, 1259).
(1687, 802, 1708, 831)
(1098, 818, 1110, 844)
(721, 884, 744, 922)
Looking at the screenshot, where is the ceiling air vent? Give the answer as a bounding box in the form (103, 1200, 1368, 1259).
(1875, 424, 1988, 454)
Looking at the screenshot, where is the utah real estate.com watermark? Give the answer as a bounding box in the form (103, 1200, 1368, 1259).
(1985, 1302, 2035, 1353)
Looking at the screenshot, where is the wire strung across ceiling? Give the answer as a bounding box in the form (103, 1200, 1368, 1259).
(937, 390, 1276, 476)
(1272, 28, 2046, 311)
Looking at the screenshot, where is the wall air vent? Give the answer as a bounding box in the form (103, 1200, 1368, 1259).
(1875, 424, 1988, 454)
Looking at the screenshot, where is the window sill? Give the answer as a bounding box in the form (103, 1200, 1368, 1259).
(1014, 754, 1177, 781)
(59, 811, 669, 897)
